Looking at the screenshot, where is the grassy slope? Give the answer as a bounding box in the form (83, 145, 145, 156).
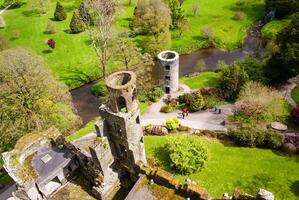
(261, 19, 291, 40)
(1, 0, 264, 88)
(1, 0, 100, 88)
(172, 0, 265, 52)
(66, 117, 99, 141)
(145, 135, 299, 200)
(180, 72, 221, 89)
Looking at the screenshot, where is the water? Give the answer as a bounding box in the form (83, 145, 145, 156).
(71, 22, 266, 125)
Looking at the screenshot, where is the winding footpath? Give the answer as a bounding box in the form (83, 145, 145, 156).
(279, 75, 299, 108)
(140, 84, 236, 132)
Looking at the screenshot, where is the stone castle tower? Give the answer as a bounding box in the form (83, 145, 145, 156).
(99, 71, 146, 180)
(157, 50, 179, 94)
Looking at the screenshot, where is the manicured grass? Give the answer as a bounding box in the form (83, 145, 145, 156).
(170, 0, 265, 52)
(1, 0, 264, 89)
(145, 135, 299, 200)
(139, 101, 150, 115)
(180, 72, 221, 89)
(66, 117, 99, 141)
(261, 19, 291, 40)
(292, 86, 299, 105)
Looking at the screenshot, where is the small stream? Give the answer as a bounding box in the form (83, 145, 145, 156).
(71, 21, 266, 125)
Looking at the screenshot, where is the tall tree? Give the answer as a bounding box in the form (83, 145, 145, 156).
(0, 48, 81, 152)
(85, 0, 116, 78)
(133, 0, 172, 55)
(70, 10, 85, 33)
(54, 1, 67, 21)
(264, 13, 299, 84)
(114, 32, 151, 70)
(265, 0, 299, 18)
(168, 0, 184, 29)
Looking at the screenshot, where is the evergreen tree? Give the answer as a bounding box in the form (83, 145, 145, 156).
(54, 1, 67, 21)
(70, 10, 85, 33)
(78, 2, 93, 25)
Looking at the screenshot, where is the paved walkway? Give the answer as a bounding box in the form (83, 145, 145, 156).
(279, 75, 299, 108)
(141, 84, 236, 132)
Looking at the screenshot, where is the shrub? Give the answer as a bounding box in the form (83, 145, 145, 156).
(78, 2, 93, 25)
(237, 82, 280, 116)
(70, 10, 85, 33)
(160, 104, 176, 113)
(146, 86, 164, 102)
(228, 125, 283, 149)
(138, 93, 148, 103)
(264, 130, 284, 149)
(11, 30, 20, 40)
(189, 91, 205, 112)
(45, 21, 56, 34)
(47, 39, 56, 49)
(3, 0, 22, 8)
(233, 11, 245, 20)
(166, 135, 209, 174)
(91, 80, 107, 97)
(0, 16, 5, 28)
(0, 35, 9, 51)
(178, 93, 193, 106)
(237, 81, 290, 122)
(292, 105, 299, 123)
(165, 117, 180, 130)
(219, 63, 248, 100)
(54, 2, 67, 21)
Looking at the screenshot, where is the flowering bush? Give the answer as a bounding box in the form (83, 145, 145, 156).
(165, 117, 180, 130)
(47, 39, 56, 49)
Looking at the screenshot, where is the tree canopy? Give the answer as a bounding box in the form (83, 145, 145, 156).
(0, 48, 81, 152)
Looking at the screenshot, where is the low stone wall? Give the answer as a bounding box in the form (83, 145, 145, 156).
(137, 162, 210, 200)
(136, 162, 274, 200)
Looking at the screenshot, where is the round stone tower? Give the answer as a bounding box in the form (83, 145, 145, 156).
(105, 71, 138, 113)
(101, 71, 146, 179)
(157, 50, 179, 94)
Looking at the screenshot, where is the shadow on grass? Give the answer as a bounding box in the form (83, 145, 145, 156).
(192, 35, 207, 41)
(59, 65, 96, 85)
(152, 146, 172, 171)
(290, 181, 299, 197)
(42, 49, 53, 54)
(233, 173, 273, 195)
(227, 3, 264, 21)
(22, 10, 40, 17)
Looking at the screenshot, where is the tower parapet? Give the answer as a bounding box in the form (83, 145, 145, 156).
(99, 71, 146, 180)
(157, 50, 179, 94)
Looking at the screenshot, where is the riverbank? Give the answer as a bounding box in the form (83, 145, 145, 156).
(0, 0, 265, 89)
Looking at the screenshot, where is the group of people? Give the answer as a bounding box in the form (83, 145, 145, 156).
(181, 107, 189, 119)
(214, 106, 222, 114)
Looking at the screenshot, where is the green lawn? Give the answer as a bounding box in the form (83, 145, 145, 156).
(170, 0, 265, 52)
(66, 117, 99, 141)
(292, 86, 299, 105)
(145, 135, 299, 200)
(180, 72, 221, 89)
(261, 19, 291, 40)
(1, 0, 264, 89)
